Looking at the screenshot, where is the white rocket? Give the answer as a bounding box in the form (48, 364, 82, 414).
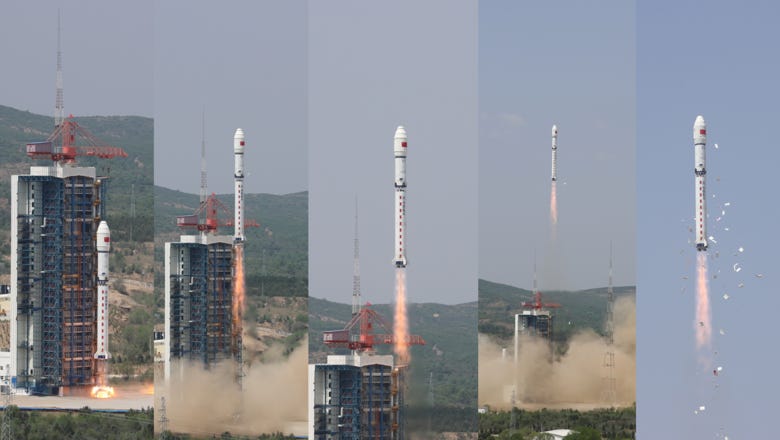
(95, 221, 111, 360)
(693, 115, 707, 251)
(551, 124, 558, 181)
(393, 126, 408, 268)
(234, 128, 245, 242)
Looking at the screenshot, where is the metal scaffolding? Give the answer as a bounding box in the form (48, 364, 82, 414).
(313, 365, 362, 440)
(168, 243, 206, 363)
(15, 176, 66, 393)
(207, 242, 232, 366)
(168, 240, 233, 370)
(312, 359, 405, 440)
(61, 175, 96, 388)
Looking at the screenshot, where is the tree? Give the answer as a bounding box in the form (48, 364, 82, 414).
(566, 427, 601, 440)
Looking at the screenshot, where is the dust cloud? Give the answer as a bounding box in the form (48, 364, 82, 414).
(156, 339, 308, 436)
(479, 297, 635, 409)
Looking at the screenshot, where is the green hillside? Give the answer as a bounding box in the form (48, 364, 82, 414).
(309, 297, 478, 431)
(0, 105, 154, 242)
(479, 279, 636, 347)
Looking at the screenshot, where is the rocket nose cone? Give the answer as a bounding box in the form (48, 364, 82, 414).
(97, 221, 110, 237)
(234, 128, 245, 140)
(394, 125, 407, 139)
(693, 115, 707, 142)
(694, 115, 706, 130)
(97, 221, 110, 250)
(552, 125, 558, 137)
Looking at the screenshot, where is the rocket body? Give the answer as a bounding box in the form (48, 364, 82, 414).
(693, 116, 707, 251)
(551, 125, 558, 181)
(394, 126, 407, 268)
(95, 221, 111, 359)
(234, 128, 245, 243)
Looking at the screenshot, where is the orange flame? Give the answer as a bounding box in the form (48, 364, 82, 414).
(232, 244, 245, 354)
(550, 181, 558, 227)
(90, 385, 115, 399)
(393, 268, 410, 365)
(695, 252, 711, 351)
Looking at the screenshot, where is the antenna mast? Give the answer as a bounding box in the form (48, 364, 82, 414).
(602, 242, 617, 405)
(352, 196, 361, 316)
(55, 10, 64, 128)
(200, 110, 207, 205)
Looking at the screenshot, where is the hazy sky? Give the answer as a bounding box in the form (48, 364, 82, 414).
(154, 1, 307, 195)
(308, 0, 477, 305)
(479, 0, 636, 291)
(637, 1, 780, 437)
(0, 1, 152, 117)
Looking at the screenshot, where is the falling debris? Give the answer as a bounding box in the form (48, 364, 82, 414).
(722, 293, 729, 300)
(733, 263, 741, 273)
(719, 329, 725, 335)
(755, 273, 764, 278)
(699, 405, 706, 412)
(738, 283, 744, 288)
(724, 202, 730, 207)
(714, 143, 719, 149)
(699, 321, 704, 327)
(738, 247, 744, 253)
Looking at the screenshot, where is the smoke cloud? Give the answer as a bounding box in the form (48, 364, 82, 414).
(156, 339, 308, 436)
(479, 297, 635, 409)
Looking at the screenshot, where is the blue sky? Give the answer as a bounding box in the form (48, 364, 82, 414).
(637, 0, 780, 437)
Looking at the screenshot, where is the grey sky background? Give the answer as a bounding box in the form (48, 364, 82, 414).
(637, 1, 780, 437)
(479, 0, 636, 291)
(154, 1, 307, 195)
(308, 0, 477, 305)
(0, 1, 152, 117)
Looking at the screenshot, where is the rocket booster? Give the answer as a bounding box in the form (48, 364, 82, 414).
(95, 221, 111, 360)
(694, 116, 707, 251)
(394, 126, 407, 268)
(551, 125, 558, 181)
(234, 128, 245, 243)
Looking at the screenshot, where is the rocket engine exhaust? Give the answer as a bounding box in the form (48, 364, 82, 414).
(550, 125, 559, 236)
(232, 244, 245, 357)
(695, 252, 711, 351)
(394, 268, 410, 365)
(550, 181, 558, 227)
